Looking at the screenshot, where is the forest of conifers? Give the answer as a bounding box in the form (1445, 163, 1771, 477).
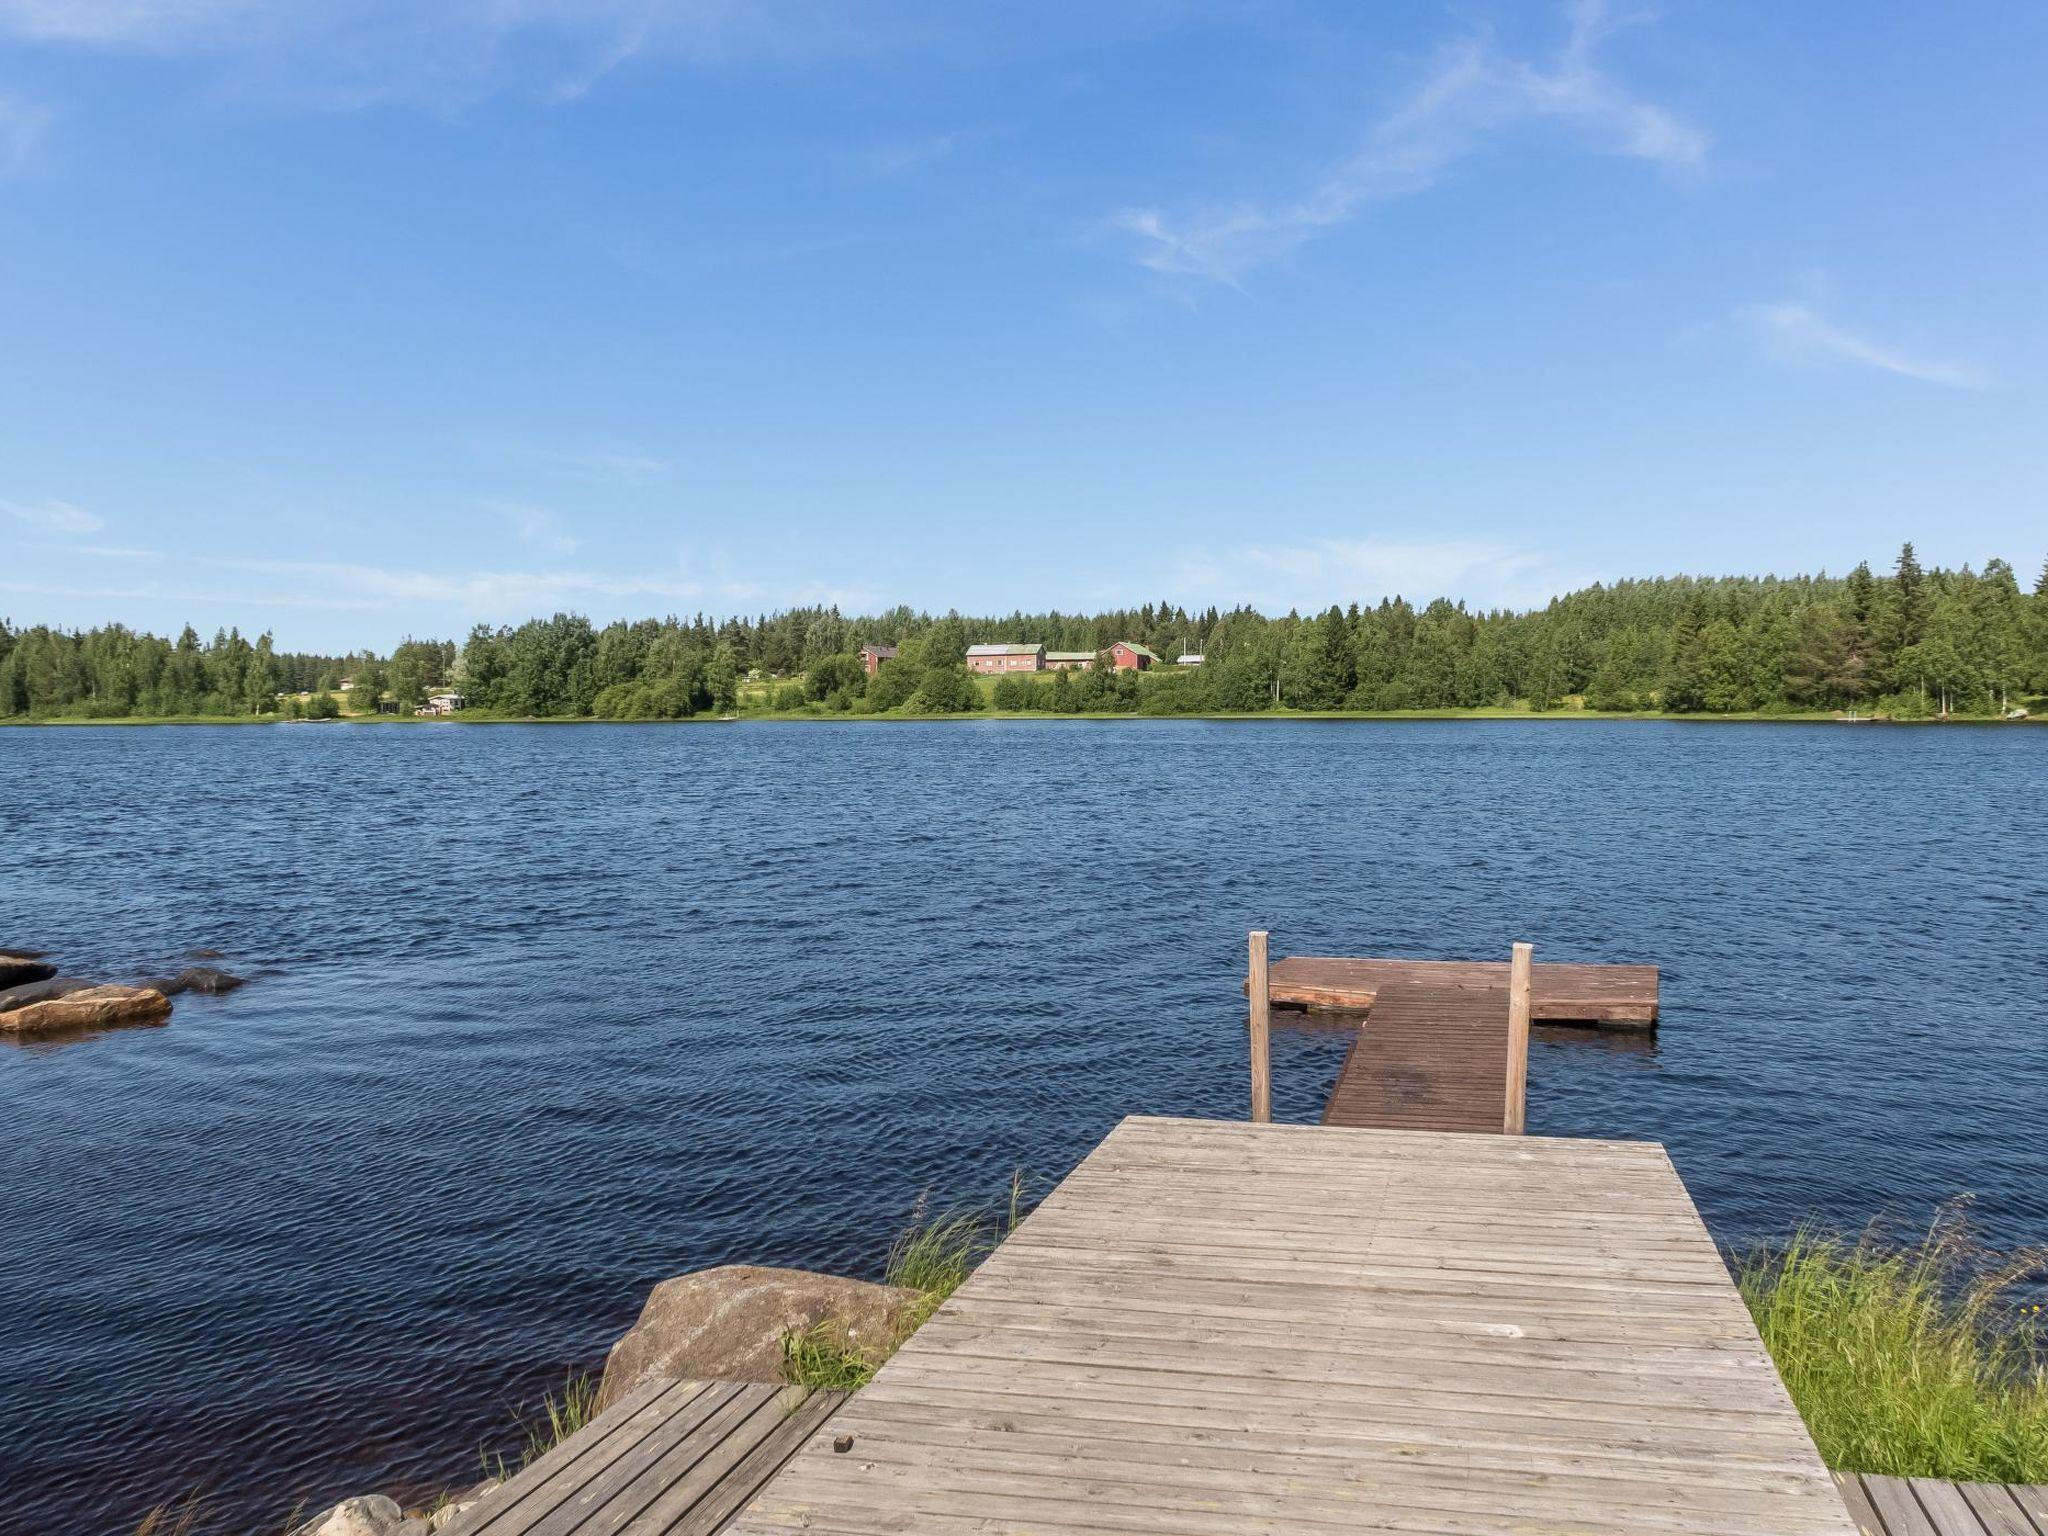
(5, 545, 2046, 721)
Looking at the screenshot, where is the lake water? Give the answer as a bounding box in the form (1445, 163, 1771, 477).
(4, 719, 2046, 1533)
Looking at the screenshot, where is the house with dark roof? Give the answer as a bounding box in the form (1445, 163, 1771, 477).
(858, 644, 897, 677)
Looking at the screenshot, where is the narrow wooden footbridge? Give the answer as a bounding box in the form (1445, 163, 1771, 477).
(1248, 935, 1660, 1133)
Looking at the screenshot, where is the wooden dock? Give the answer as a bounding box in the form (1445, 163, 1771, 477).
(1267, 954, 1660, 1025)
(728, 1116, 1858, 1536)
(1834, 1472, 2048, 1536)
(1320, 981, 1516, 1132)
(440, 1380, 847, 1536)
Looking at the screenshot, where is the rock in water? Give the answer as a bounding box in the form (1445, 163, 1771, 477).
(0, 952, 57, 988)
(0, 978, 95, 1014)
(138, 966, 247, 997)
(0, 984, 172, 1037)
(599, 1265, 921, 1406)
(297, 1496, 405, 1536)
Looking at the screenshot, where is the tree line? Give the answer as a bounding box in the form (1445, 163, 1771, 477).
(5, 545, 2046, 720)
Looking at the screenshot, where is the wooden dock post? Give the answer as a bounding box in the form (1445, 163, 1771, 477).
(1248, 930, 1271, 1123)
(1504, 941, 1532, 1134)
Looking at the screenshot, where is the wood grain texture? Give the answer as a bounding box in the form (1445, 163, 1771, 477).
(1247, 930, 1271, 1124)
(1266, 955, 1659, 1024)
(1321, 983, 1512, 1133)
(727, 1116, 1854, 1536)
(440, 1380, 847, 1536)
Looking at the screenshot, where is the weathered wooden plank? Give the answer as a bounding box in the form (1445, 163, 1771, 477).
(2005, 1486, 2048, 1532)
(448, 1379, 709, 1536)
(727, 1116, 1852, 1536)
(1864, 1476, 1941, 1536)
(516, 1381, 750, 1536)
(1911, 1479, 1994, 1536)
(666, 1388, 848, 1536)
(1834, 1473, 1886, 1536)
(605, 1383, 798, 1535)
(1264, 955, 1660, 1024)
(1955, 1483, 2036, 1536)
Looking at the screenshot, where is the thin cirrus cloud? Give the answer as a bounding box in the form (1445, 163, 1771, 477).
(0, 0, 904, 110)
(3, 497, 105, 535)
(1166, 537, 1575, 615)
(1735, 301, 1986, 390)
(483, 499, 581, 555)
(1115, 0, 1707, 287)
(0, 90, 50, 171)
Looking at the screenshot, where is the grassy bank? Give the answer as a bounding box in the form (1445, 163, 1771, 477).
(1738, 1215, 2048, 1481)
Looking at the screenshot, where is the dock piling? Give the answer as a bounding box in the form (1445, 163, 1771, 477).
(1504, 941, 1533, 1134)
(1248, 930, 1271, 1123)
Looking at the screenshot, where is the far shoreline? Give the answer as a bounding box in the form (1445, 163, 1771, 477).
(4, 709, 2041, 729)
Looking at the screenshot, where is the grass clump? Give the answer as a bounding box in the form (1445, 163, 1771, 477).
(782, 1322, 883, 1391)
(782, 1172, 1028, 1392)
(1738, 1208, 2048, 1481)
(485, 1371, 603, 1479)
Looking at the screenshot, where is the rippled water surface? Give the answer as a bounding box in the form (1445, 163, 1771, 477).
(4, 720, 2046, 1533)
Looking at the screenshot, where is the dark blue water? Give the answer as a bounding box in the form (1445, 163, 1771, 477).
(3, 720, 2045, 1533)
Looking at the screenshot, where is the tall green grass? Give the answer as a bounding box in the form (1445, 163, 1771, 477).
(783, 1173, 1027, 1392)
(483, 1371, 603, 1480)
(1738, 1211, 2048, 1481)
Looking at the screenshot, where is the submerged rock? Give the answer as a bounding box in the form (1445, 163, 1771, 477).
(297, 1495, 405, 1536)
(0, 983, 171, 1037)
(599, 1265, 920, 1407)
(0, 951, 57, 988)
(138, 966, 247, 997)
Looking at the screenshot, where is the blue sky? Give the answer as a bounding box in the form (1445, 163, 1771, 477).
(1, 1, 2043, 651)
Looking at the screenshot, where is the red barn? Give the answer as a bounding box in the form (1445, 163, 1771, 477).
(1109, 642, 1159, 671)
(858, 644, 896, 677)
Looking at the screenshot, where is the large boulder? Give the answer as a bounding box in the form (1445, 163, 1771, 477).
(0, 951, 56, 988)
(599, 1265, 920, 1407)
(296, 1496, 405, 1536)
(0, 983, 171, 1037)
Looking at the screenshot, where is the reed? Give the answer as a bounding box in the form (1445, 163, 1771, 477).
(1737, 1209, 2048, 1481)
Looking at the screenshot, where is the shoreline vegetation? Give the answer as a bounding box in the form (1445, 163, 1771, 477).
(1737, 1210, 2048, 1483)
(8, 544, 2048, 726)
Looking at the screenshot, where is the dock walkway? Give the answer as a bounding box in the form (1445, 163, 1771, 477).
(440, 1380, 847, 1536)
(1320, 981, 1512, 1132)
(1835, 1472, 2048, 1536)
(729, 1116, 1856, 1536)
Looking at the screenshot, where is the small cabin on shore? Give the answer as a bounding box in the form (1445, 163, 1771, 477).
(858, 644, 896, 677)
(966, 643, 1046, 674)
(419, 692, 467, 716)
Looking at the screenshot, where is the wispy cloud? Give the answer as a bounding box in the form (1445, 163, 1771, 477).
(486, 442, 675, 486)
(0, 91, 51, 171)
(483, 499, 580, 554)
(1166, 536, 1577, 614)
(1735, 300, 1986, 389)
(1115, 0, 1706, 286)
(0, 0, 896, 111)
(3, 498, 105, 535)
